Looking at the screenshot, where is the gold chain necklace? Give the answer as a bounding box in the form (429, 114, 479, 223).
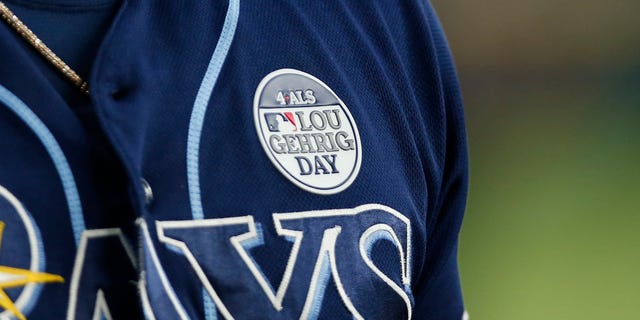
(0, 1, 89, 95)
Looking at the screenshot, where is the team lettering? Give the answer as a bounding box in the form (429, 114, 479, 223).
(58, 205, 414, 319)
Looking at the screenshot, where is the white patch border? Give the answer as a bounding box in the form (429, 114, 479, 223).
(137, 219, 190, 320)
(253, 68, 362, 195)
(65, 228, 136, 320)
(92, 289, 114, 320)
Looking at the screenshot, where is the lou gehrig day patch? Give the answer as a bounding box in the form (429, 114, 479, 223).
(254, 69, 362, 195)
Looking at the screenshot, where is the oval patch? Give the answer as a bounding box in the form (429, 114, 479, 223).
(254, 69, 362, 195)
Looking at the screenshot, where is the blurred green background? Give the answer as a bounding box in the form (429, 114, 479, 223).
(430, 1, 640, 319)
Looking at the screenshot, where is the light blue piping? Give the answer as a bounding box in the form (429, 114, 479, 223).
(308, 252, 332, 320)
(0, 85, 85, 246)
(203, 293, 218, 320)
(186, 1, 240, 318)
(187, 0, 241, 221)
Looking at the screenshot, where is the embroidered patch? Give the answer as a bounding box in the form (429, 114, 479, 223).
(254, 69, 362, 194)
(0, 185, 63, 319)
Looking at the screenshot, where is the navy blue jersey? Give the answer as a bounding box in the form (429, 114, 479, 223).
(0, 0, 468, 319)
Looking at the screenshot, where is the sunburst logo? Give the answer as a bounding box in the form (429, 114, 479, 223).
(0, 186, 64, 320)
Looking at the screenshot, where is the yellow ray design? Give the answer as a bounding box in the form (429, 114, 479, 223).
(0, 221, 64, 320)
(0, 288, 26, 320)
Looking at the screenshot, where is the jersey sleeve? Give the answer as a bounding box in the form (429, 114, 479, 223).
(413, 2, 469, 319)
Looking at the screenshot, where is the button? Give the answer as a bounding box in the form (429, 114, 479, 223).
(108, 83, 135, 100)
(109, 87, 130, 100)
(141, 178, 153, 206)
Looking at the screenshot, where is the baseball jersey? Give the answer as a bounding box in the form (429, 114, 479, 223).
(0, 0, 468, 319)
